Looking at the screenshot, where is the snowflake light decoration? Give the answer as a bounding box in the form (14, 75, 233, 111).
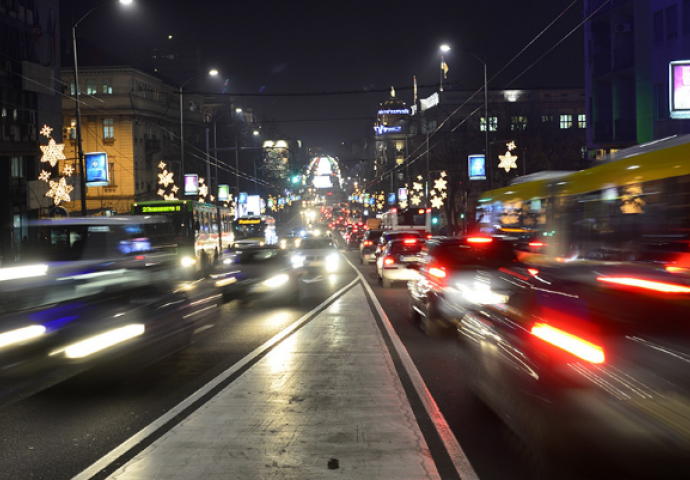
(431, 196, 444, 209)
(40, 125, 53, 138)
(157, 188, 166, 197)
(410, 195, 421, 206)
(434, 177, 447, 191)
(198, 177, 208, 199)
(417, 175, 423, 181)
(413, 182, 423, 192)
(507, 141, 517, 151)
(40, 138, 66, 167)
(158, 170, 175, 188)
(46, 177, 74, 205)
(38, 170, 51, 182)
(63, 164, 75, 177)
(399, 199, 408, 210)
(498, 151, 518, 172)
(158, 161, 167, 170)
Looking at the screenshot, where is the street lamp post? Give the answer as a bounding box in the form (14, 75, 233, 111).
(179, 69, 217, 184)
(72, 0, 133, 215)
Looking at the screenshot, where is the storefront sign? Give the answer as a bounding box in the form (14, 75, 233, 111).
(85, 152, 109, 186)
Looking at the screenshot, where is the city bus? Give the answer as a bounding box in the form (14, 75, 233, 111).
(131, 200, 233, 275)
(476, 134, 690, 266)
(381, 207, 432, 236)
(233, 215, 278, 247)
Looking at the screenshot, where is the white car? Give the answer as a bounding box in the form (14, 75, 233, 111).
(376, 238, 424, 288)
(291, 237, 341, 276)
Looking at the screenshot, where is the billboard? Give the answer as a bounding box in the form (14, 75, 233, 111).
(218, 184, 230, 201)
(670, 61, 690, 119)
(184, 174, 199, 195)
(468, 154, 486, 180)
(387, 193, 396, 205)
(313, 175, 333, 189)
(398, 188, 408, 201)
(85, 152, 109, 187)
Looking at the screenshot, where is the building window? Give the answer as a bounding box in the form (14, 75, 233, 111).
(541, 115, 553, 123)
(70, 81, 76, 96)
(560, 115, 572, 129)
(667, 5, 678, 40)
(480, 116, 497, 132)
(102, 79, 113, 95)
(653, 10, 664, 43)
(70, 118, 77, 139)
(11, 157, 24, 178)
(578, 114, 586, 128)
(103, 118, 114, 139)
(108, 162, 116, 186)
(511, 116, 527, 131)
(684, 0, 690, 34)
(86, 79, 97, 95)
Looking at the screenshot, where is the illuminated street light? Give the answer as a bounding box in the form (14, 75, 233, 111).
(440, 44, 451, 52)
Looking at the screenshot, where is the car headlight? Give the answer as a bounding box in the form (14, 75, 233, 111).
(326, 253, 340, 272)
(314, 229, 321, 236)
(53, 324, 145, 359)
(0, 325, 46, 349)
(181, 256, 197, 268)
(291, 254, 305, 268)
(295, 239, 301, 247)
(280, 240, 287, 249)
(263, 274, 290, 288)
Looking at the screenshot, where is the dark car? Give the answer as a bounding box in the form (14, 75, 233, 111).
(376, 238, 425, 288)
(374, 230, 423, 260)
(346, 229, 364, 250)
(458, 263, 690, 476)
(407, 235, 519, 336)
(360, 230, 384, 265)
(210, 246, 299, 304)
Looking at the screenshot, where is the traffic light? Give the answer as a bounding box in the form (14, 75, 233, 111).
(432, 216, 439, 225)
(292, 175, 300, 183)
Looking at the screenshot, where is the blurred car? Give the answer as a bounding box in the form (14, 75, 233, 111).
(291, 237, 341, 277)
(210, 246, 299, 304)
(376, 238, 425, 288)
(279, 235, 302, 250)
(360, 230, 384, 265)
(346, 229, 364, 251)
(458, 263, 690, 475)
(374, 230, 423, 259)
(407, 235, 519, 336)
(0, 216, 202, 381)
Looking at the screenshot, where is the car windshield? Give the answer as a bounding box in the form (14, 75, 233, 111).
(299, 238, 335, 249)
(389, 242, 423, 254)
(434, 242, 516, 267)
(234, 248, 285, 264)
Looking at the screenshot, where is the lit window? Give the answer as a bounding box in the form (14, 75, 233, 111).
(70, 81, 76, 96)
(86, 79, 97, 96)
(578, 114, 586, 128)
(70, 118, 77, 139)
(541, 115, 553, 123)
(480, 116, 497, 132)
(103, 118, 114, 140)
(511, 116, 527, 131)
(102, 79, 113, 95)
(560, 115, 572, 129)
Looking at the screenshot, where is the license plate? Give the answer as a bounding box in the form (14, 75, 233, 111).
(401, 256, 418, 262)
(309, 261, 323, 267)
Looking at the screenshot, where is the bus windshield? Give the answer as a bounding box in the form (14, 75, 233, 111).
(234, 223, 265, 240)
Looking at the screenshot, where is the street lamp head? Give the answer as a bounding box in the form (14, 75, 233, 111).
(209, 69, 219, 76)
(253, 130, 260, 136)
(440, 44, 451, 52)
(119, 0, 133, 5)
(236, 108, 242, 114)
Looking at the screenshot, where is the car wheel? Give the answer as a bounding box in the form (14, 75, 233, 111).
(382, 276, 392, 288)
(377, 273, 383, 286)
(409, 298, 421, 325)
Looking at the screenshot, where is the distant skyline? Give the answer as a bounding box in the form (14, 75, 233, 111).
(61, 0, 585, 148)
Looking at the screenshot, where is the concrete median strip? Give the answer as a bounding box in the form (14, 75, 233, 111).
(73, 280, 441, 479)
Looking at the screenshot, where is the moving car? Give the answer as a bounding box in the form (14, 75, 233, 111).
(291, 237, 341, 277)
(374, 230, 423, 260)
(458, 263, 690, 475)
(360, 230, 383, 265)
(279, 235, 302, 250)
(210, 246, 299, 304)
(376, 238, 425, 288)
(407, 235, 519, 336)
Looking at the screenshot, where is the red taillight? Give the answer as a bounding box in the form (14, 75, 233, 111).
(383, 256, 395, 266)
(666, 266, 690, 274)
(429, 267, 446, 278)
(597, 276, 690, 293)
(426, 208, 432, 213)
(363, 240, 373, 246)
(426, 234, 433, 239)
(403, 239, 417, 245)
(529, 242, 546, 248)
(528, 268, 539, 276)
(467, 237, 493, 244)
(531, 322, 605, 364)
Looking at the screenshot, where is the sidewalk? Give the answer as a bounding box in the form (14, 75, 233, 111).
(105, 283, 441, 479)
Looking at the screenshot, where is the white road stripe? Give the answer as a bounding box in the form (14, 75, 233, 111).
(343, 255, 481, 480)
(72, 276, 361, 480)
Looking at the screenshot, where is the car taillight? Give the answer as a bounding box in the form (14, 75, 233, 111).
(531, 322, 605, 364)
(403, 239, 417, 245)
(426, 234, 432, 239)
(429, 267, 446, 278)
(597, 276, 690, 293)
(363, 240, 373, 246)
(528, 268, 539, 276)
(467, 237, 493, 244)
(383, 256, 395, 267)
(528, 242, 546, 248)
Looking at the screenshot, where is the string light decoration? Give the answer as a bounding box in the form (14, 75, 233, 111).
(498, 141, 518, 173)
(37, 124, 73, 205)
(399, 200, 408, 209)
(198, 177, 208, 202)
(157, 161, 179, 200)
(429, 171, 448, 212)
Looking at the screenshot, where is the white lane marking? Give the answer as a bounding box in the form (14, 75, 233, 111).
(343, 255, 481, 480)
(192, 324, 215, 335)
(72, 275, 361, 480)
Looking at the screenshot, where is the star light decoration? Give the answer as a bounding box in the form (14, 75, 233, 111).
(63, 164, 74, 177)
(429, 171, 448, 212)
(399, 199, 408, 209)
(157, 161, 179, 200)
(498, 142, 518, 173)
(198, 177, 208, 201)
(36, 124, 73, 206)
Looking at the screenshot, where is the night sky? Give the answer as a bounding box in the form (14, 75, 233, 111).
(61, 0, 585, 148)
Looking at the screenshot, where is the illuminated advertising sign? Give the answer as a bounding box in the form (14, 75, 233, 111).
(247, 195, 261, 216)
(238, 218, 261, 225)
(373, 125, 402, 135)
(238, 192, 248, 204)
(363, 193, 370, 204)
(218, 184, 229, 201)
(85, 152, 109, 186)
(420, 92, 439, 111)
(278, 197, 284, 206)
(377, 108, 410, 115)
(388, 193, 396, 205)
(670, 61, 690, 119)
(468, 154, 486, 180)
(398, 188, 408, 201)
(313, 175, 333, 189)
(184, 174, 198, 195)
